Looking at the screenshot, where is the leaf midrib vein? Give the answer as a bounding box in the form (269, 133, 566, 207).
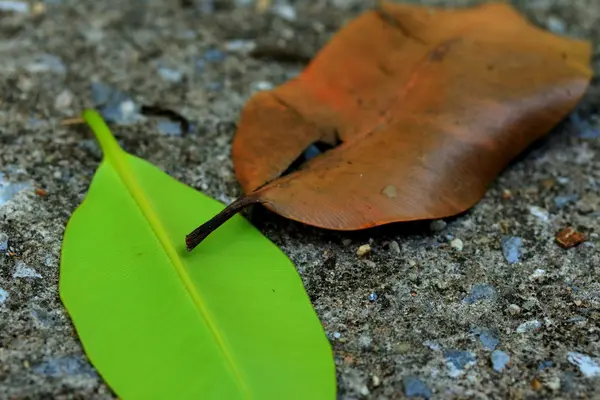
(88, 112, 251, 399)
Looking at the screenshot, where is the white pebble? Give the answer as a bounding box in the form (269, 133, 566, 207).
(528, 205, 549, 222)
(546, 376, 561, 391)
(516, 320, 542, 333)
(0, 1, 29, 13)
(252, 81, 273, 91)
(530, 269, 546, 280)
(507, 304, 521, 315)
(13, 261, 41, 279)
(568, 352, 600, 378)
(450, 238, 464, 251)
(271, 4, 296, 20)
(372, 375, 380, 387)
(54, 90, 73, 109)
(0, 288, 8, 304)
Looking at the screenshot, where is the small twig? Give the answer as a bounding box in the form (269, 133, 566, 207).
(60, 116, 85, 126)
(186, 194, 262, 251)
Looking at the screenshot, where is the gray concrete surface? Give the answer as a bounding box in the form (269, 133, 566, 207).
(0, 0, 599, 398)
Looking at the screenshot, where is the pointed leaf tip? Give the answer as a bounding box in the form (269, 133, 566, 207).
(82, 109, 124, 158)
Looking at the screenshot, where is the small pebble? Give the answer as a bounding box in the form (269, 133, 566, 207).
(356, 244, 371, 257)
(13, 261, 42, 279)
(522, 297, 538, 311)
(528, 205, 549, 222)
(491, 350, 510, 372)
(54, 89, 73, 109)
(531, 378, 542, 391)
(342, 239, 351, 246)
(477, 328, 499, 351)
(32, 356, 97, 378)
(0, 172, 31, 206)
(501, 236, 523, 264)
(252, 81, 274, 91)
(91, 81, 141, 124)
(0, 1, 29, 13)
(429, 219, 447, 232)
(554, 195, 578, 208)
(0, 287, 8, 304)
(271, 3, 296, 20)
(424, 340, 441, 351)
(546, 15, 566, 33)
(501, 188, 512, 200)
(368, 293, 377, 302)
(26, 54, 66, 74)
(358, 334, 372, 349)
(224, 39, 256, 52)
(0, 231, 8, 252)
(372, 375, 380, 387)
(530, 269, 546, 281)
(567, 352, 600, 378)
(362, 259, 376, 268)
(204, 49, 226, 62)
(157, 120, 182, 136)
(388, 240, 400, 254)
(516, 320, 542, 333)
(576, 195, 596, 214)
(539, 360, 553, 370)
(463, 284, 497, 304)
(507, 304, 521, 315)
(546, 376, 561, 391)
(555, 227, 586, 249)
(158, 67, 183, 83)
(450, 238, 464, 251)
(402, 376, 431, 399)
(444, 350, 477, 377)
(333, 332, 341, 339)
(580, 128, 600, 139)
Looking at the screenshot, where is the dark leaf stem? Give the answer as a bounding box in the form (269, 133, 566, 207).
(186, 194, 261, 251)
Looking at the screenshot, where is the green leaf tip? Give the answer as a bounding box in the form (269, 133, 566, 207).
(81, 109, 124, 159)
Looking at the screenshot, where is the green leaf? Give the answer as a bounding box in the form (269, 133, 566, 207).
(59, 110, 335, 400)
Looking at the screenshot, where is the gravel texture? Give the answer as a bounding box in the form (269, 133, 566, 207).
(0, 0, 599, 399)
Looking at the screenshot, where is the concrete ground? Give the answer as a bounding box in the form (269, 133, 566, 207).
(0, 0, 599, 398)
